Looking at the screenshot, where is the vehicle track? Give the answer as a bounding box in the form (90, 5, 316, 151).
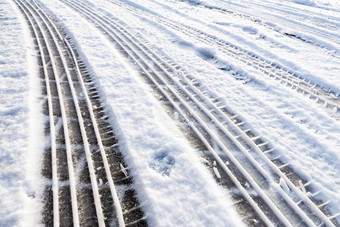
(14, 0, 147, 226)
(62, 0, 339, 226)
(178, 0, 340, 58)
(108, 0, 340, 121)
(223, 0, 340, 35)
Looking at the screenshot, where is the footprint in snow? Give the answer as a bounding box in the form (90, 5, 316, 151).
(149, 151, 175, 176)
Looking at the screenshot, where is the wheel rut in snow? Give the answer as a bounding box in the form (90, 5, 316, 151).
(177, 0, 340, 59)
(14, 0, 147, 226)
(61, 0, 339, 226)
(109, 0, 340, 121)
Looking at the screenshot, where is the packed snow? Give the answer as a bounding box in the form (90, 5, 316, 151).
(1, 0, 340, 225)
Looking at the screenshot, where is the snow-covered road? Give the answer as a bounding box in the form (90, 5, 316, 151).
(1, 0, 340, 226)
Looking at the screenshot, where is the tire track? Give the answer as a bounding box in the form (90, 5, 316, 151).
(14, 0, 147, 226)
(109, 0, 340, 121)
(178, 0, 340, 58)
(62, 0, 339, 225)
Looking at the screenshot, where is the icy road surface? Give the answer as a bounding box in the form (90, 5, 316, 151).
(1, 0, 340, 226)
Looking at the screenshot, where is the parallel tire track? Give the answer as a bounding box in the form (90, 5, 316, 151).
(62, 0, 339, 226)
(110, 0, 340, 120)
(178, 0, 340, 59)
(14, 0, 147, 226)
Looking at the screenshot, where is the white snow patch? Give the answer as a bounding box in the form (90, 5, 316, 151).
(0, 0, 44, 226)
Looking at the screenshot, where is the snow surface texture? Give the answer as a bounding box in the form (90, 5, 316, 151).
(115, 0, 340, 217)
(37, 0, 245, 226)
(0, 0, 43, 226)
(55, 0, 340, 222)
(285, 0, 340, 8)
(104, 0, 340, 214)
(1, 0, 340, 225)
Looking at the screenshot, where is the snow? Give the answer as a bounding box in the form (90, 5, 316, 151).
(1, 0, 340, 225)
(0, 0, 43, 226)
(71, 0, 340, 220)
(36, 0, 245, 226)
(284, 0, 340, 8)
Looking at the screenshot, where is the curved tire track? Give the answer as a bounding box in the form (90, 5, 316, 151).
(61, 0, 339, 226)
(14, 0, 147, 226)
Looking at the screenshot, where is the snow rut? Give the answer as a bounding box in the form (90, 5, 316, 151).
(178, 0, 340, 57)
(109, 0, 340, 121)
(61, 0, 339, 226)
(14, 0, 147, 226)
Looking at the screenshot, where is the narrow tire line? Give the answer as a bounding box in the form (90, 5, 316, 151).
(32, 0, 128, 226)
(23, 1, 82, 226)
(29, 3, 106, 226)
(32, 0, 127, 224)
(18, 0, 105, 225)
(13, 1, 61, 225)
